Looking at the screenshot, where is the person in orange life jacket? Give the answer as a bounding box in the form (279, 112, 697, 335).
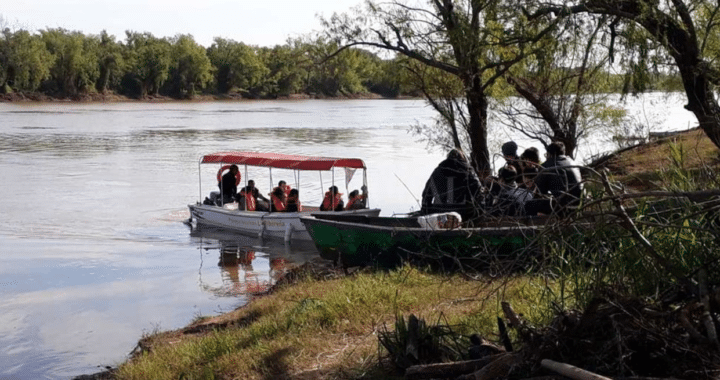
(345, 185, 368, 210)
(285, 188, 302, 212)
(236, 180, 270, 211)
(270, 183, 287, 212)
(320, 185, 344, 211)
(218, 164, 240, 204)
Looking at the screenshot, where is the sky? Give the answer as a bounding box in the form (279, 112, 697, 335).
(2, 0, 364, 48)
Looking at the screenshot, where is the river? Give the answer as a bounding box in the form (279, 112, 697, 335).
(0, 95, 696, 379)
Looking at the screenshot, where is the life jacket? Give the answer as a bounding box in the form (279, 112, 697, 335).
(345, 194, 364, 210)
(286, 195, 302, 212)
(239, 189, 256, 211)
(271, 187, 286, 212)
(321, 191, 343, 211)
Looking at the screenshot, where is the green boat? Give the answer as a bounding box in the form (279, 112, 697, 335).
(299, 213, 541, 268)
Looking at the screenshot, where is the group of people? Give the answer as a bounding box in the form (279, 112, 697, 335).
(420, 140, 584, 220)
(211, 165, 368, 213)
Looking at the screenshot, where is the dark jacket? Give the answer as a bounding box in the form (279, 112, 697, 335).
(421, 156, 483, 216)
(219, 172, 238, 201)
(535, 155, 583, 205)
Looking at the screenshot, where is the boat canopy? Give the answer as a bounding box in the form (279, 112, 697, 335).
(200, 152, 366, 171)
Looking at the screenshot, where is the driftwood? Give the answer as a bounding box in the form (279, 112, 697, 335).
(453, 352, 522, 380)
(541, 359, 612, 380)
(404, 353, 507, 379)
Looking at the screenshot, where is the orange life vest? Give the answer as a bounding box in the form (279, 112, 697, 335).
(321, 191, 343, 211)
(271, 187, 286, 212)
(239, 189, 256, 211)
(345, 194, 365, 210)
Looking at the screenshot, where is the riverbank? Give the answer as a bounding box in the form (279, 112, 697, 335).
(0, 91, 388, 103)
(75, 128, 720, 380)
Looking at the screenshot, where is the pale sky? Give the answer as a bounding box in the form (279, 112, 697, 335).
(2, 0, 364, 48)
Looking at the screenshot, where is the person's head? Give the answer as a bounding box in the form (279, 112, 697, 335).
(273, 186, 285, 198)
(289, 188, 299, 197)
(546, 141, 565, 157)
(498, 165, 517, 184)
(230, 164, 239, 174)
(329, 185, 339, 194)
(447, 148, 466, 162)
(520, 147, 540, 165)
(349, 190, 359, 199)
(247, 180, 255, 188)
(502, 141, 518, 158)
(278, 180, 287, 189)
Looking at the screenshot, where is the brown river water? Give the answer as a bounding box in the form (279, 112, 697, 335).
(0, 95, 694, 378)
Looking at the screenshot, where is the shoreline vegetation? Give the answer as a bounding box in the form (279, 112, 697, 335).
(0, 91, 390, 103)
(74, 128, 720, 380)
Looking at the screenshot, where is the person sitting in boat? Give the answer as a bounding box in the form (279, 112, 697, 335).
(421, 148, 483, 221)
(534, 141, 584, 214)
(501, 141, 522, 174)
(320, 185, 344, 211)
(491, 165, 533, 217)
(285, 188, 302, 212)
(218, 164, 240, 205)
(270, 184, 287, 212)
(345, 185, 368, 210)
(236, 179, 270, 211)
(526, 141, 583, 216)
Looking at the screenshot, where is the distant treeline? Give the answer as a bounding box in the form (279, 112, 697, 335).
(0, 28, 684, 100)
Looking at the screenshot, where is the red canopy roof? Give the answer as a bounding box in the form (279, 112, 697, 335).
(200, 152, 366, 170)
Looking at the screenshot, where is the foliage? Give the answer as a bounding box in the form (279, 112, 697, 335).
(164, 34, 213, 98)
(123, 31, 172, 97)
(207, 38, 268, 96)
(40, 28, 100, 95)
(0, 29, 53, 92)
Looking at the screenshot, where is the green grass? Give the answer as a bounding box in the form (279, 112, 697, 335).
(115, 266, 559, 380)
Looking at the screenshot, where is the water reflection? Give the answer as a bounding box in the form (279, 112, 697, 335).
(190, 226, 319, 298)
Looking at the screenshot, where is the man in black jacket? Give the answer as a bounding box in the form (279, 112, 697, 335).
(421, 148, 484, 221)
(527, 141, 583, 216)
(218, 165, 240, 204)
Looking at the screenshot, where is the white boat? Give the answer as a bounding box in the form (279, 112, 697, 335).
(188, 152, 381, 242)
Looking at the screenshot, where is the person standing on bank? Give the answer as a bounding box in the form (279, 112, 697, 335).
(421, 148, 483, 221)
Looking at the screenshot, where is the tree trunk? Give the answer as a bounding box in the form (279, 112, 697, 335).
(466, 78, 491, 177)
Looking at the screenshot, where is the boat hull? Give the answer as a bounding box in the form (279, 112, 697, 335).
(188, 204, 381, 242)
(300, 214, 538, 267)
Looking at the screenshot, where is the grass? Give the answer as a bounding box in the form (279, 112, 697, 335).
(595, 127, 720, 190)
(115, 265, 558, 380)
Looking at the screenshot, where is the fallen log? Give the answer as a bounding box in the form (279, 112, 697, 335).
(541, 359, 612, 380)
(404, 353, 506, 379)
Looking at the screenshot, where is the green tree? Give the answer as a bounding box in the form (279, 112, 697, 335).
(309, 38, 376, 96)
(498, 14, 615, 158)
(324, 0, 554, 174)
(207, 38, 268, 97)
(165, 34, 213, 98)
(124, 31, 172, 97)
(258, 41, 312, 97)
(40, 28, 100, 95)
(0, 29, 53, 92)
(530, 0, 720, 151)
(96, 30, 125, 93)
